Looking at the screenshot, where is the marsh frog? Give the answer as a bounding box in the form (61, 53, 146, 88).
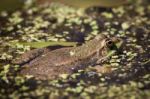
(13, 34, 123, 80)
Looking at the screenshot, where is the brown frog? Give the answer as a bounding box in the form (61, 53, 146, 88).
(12, 34, 123, 80)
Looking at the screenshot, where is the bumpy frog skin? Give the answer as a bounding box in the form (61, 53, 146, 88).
(13, 34, 123, 80)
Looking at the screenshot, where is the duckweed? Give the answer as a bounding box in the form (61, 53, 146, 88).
(0, 0, 150, 98)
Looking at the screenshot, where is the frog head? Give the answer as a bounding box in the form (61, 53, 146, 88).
(94, 34, 123, 63)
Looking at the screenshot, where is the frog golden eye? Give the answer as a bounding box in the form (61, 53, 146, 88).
(106, 39, 113, 47)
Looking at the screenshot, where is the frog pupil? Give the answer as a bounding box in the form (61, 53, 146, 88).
(107, 40, 112, 45)
(106, 39, 113, 47)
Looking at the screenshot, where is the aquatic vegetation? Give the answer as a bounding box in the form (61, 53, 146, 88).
(0, 0, 150, 98)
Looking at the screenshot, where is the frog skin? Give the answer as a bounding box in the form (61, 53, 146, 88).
(12, 34, 123, 80)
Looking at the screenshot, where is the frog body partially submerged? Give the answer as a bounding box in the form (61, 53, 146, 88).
(13, 34, 123, 80)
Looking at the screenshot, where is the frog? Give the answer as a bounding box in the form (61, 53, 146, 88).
(12, 34, 123, 80)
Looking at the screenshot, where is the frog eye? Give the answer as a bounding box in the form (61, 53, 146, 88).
(106, 39, 113, 48)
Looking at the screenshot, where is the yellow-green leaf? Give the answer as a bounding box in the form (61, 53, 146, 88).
(11, 41, 77, 48)
(41, 0, 128, 8)
(0, 0, 24, 12)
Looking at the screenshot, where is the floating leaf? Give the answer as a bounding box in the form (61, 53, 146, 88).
(0, 0, 23, 12)
(11, 41, 77, 48)
(38, 0, 128, 8)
